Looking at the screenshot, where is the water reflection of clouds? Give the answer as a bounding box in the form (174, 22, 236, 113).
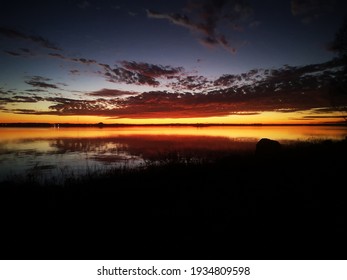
(49, 138, 129, 154)
(0, 133, 258, 181)
(91, 154, 143, 165)
(0, 126, 346, 141)
(1, 139, 56, 154)
(110, 135, 257, 161)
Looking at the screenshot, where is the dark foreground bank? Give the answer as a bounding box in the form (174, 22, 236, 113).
(1, 139, 346, 260)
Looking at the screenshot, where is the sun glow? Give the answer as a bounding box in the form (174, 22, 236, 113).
(0, 105, 345, 125)
(1, 124, 346, 143)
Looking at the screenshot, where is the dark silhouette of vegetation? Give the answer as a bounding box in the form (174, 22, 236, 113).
(0, 138, 346, 260)
(330, 16, 347, 61)
(328, 17, 347, 122)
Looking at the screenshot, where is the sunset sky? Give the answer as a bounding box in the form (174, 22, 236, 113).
(1, 0, 347, 124)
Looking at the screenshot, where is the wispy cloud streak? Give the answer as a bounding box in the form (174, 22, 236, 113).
(25, 76, 60, 89)
(147, 0, 252, 53)
(0, 27, 61, 51)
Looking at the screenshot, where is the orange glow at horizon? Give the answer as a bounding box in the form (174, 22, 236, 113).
(0, 124, 346, 142)
(0, 109, 345, 125)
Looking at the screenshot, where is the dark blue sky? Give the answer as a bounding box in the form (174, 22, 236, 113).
(2, 0, 345, 73)
(0, 0, 346, 123)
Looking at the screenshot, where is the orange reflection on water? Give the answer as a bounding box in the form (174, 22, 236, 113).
(0, 126, 346, 142)
(0, 125, 346, 181)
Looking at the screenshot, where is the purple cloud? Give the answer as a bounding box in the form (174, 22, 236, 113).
(25, 76, 60, 89)
(102, 61, 184, 87)
(88, 88, 139, 97)
(147, 0, 252, 53)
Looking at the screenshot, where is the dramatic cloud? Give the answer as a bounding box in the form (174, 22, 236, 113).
(25, 89, 46, 93)
(4, 109, 42, 114)
(170, 75, 211, 92)
(102, 61, 185, 87)
(0, 27, 61, 51)
(48, 53, 65, 59)
(120, 61, 184, 78)
(9, 95, 44, 103)
(44, 97, 115, 116)
(70, 69, 80, 75)
(147, 0, 252, 53)
(147, 10, 197, 31)
(2, 57, 346, 120)
(214, 74, 241, 87)
(71, 57, 97, 64)
(42, 52, 189, 90)
(314, 107, 347, 113)
(46, 54, 187, 89)
(25, 76, 60, 89)
(48, 53, 98, 65)
(3, 48, 35, 57)
(88, 88, 139, 97)
(105, 66, 159, 86)
(0, 97, 13, 104)
(0, 95, 43, 105)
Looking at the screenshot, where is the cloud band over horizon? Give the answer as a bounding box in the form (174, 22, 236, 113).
(1, 58, 346, 121)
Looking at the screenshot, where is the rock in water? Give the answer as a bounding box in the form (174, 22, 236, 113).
(256, 138, 281, 156)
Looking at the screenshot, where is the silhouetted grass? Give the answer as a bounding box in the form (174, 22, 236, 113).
(1, 138, 346, 260)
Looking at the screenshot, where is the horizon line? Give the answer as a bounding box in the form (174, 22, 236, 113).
(1, 122, 346, 127)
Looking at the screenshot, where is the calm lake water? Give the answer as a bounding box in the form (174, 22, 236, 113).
(0, 125, 346, 182)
